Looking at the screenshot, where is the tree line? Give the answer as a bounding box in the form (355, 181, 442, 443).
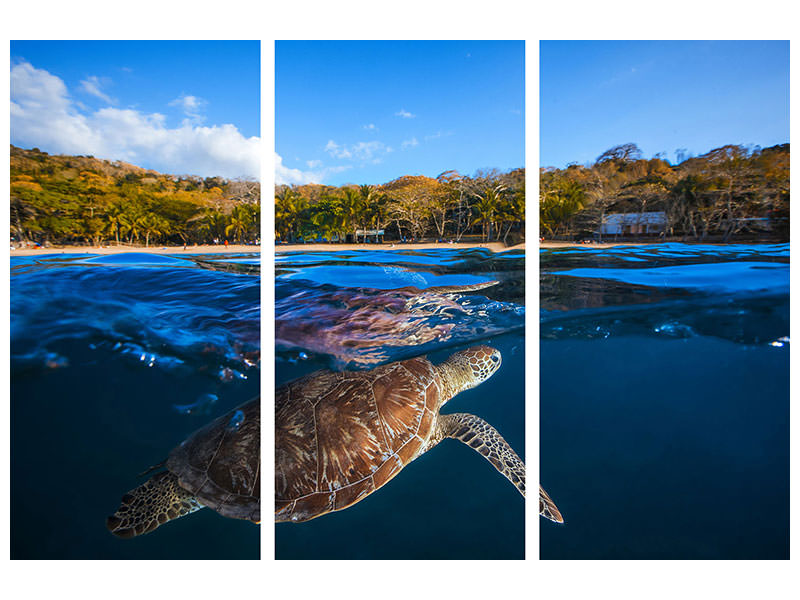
(276, 168, 525, 244)
(10, 145, 260, 247)
(540, 143, 789, 242)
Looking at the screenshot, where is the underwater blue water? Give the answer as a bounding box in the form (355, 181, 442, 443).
(540, 243, 789, 559)
(10, 252, 260, 559)
(275, 248, 525, 559)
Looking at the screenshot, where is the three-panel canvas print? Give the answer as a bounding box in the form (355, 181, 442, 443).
(8, 39, 789, 561)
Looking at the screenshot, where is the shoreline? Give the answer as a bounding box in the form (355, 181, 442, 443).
(10, 241, 520, 256)
(9, 239, 782, 256)
(9, 244, 260, 257)
(275, 241, 525, 253)
(540, 240, 786, 249)
(540, 241, 653, 249)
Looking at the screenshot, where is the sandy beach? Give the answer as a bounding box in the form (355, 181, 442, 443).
(11, 240, 760, 256)
(539, 240, 776, 249)
(540, 241, 652, 249)
(9, 244, 261, 257)
(275, 241, 525, 253)
(9, 241, 524, 257)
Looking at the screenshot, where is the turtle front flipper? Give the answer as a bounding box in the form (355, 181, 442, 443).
(539, 485, 564, 524)
(437, 413, 564, 522)
(436, 412, 525, 496)
(106, 471, 204, 538)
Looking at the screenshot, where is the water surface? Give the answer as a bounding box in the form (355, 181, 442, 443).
(540, 243, 789, 559)
(11, 252, 260, 559)
(275, 248, 525, 559)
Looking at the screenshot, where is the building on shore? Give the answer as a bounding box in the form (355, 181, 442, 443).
(598, 211, 667, 237)
(355, 229, 385, 243)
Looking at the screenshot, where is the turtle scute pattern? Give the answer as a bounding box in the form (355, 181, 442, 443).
(275, 346, 560, 525)
(107, 398, 260, 538)
(167, 397, 260, 522)
(275, 357, 440, 523)
(106, 472, 203, 538)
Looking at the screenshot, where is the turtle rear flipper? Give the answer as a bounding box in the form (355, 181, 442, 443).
(106, 471, 204, 538)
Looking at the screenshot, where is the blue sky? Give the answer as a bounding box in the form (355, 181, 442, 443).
(540, 41, 789, 168)
(10, 40, 260, 178)
(275, 40, 524, 186)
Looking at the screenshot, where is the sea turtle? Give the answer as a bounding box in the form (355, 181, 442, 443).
(276, 280, 508, 366)
(106, 397, 260, 538)
(275, 345, 562, 523)
(540, 484, 563, 523)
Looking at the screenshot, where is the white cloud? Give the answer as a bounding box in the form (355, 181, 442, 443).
(325, 139, 352, 159)
(325, 139, 393, 164)
(80, 76, 114, 104)
(363, 123, 377, 131)
(306, 159, 322, 168)
(425, 132, 439, 141)
(275, 153, 350, 185)
(169, 94, 207, 124)
(276, 153, 318, 185)
(424, 130, 453, 141)
(352, 141, 389, 161)
(395, 108, 415, 119)
(10, 61, 259, 179)
(401, 137, 418, 150)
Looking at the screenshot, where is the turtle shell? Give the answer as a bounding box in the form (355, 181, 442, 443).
(167, 397, 260, 523)
(275, 356, 441, 522)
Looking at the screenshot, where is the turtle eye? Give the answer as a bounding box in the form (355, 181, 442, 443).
(490, 354, 499, 363)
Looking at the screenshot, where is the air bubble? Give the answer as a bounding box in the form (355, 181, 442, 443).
(227, 410, 245, 431)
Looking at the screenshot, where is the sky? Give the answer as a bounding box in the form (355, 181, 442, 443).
(275, 41, 524, 186)
(10, 40, 260, 179)
(540, 40, 789, 168)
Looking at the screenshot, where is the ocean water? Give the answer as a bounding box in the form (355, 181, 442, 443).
(540, 243, 789, 559)
(275, 248, 526, 559)
(10, 252, 260, 559)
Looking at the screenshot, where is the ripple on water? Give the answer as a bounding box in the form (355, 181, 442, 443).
(275, 249, 525, 368)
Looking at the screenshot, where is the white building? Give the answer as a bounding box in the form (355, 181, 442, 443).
(599, 211, 666, 236)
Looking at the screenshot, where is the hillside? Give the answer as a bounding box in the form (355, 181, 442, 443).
(10, 145, 260, 247)
(275, 167, 525, 244)
(540, 143, 789, 242)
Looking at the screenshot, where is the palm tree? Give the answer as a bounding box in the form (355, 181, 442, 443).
(471, 184, 505, 241)
(198, 211, 229, 244)
(121, 206, 145, 244)
(498, 189, 525, 244)
(540, 178, 585, 238)
(241, 203, 260, 242)
(359, 184, 374, 205)
(366, 192, 389, 231)
(275, 187, 306, 242)
(225, 205, 253, 243)
(140, 213, 169, 247)
(310, 195, 346, 242)
(105, 202, 127, 245)
(340, 187, 364, 242)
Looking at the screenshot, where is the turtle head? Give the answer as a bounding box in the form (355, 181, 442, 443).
(438, 345, 501, 401)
